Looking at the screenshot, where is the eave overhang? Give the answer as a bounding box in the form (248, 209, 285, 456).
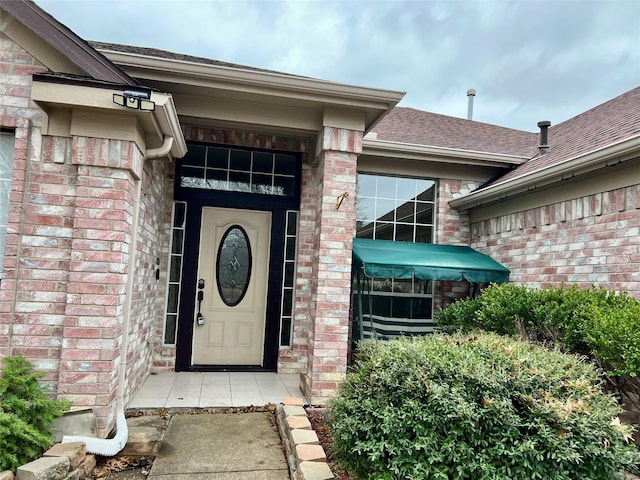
(450, 134, 640, 211)
(1, 1, 136, 84)
(96, 48, 405, 133)
(31, 74, 187, 159)
(361, 138, 530, 168)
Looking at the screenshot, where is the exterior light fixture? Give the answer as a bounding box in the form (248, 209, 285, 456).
(113, 89, 155, 111)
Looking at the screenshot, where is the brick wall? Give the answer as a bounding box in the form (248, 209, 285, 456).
(470, 183, 640, 298)
(0, 33, 61, 382)
(126, 158, 173, 399)
(300, 127, 361, 403)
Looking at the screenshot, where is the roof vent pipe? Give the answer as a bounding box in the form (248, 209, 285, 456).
(537, 120, 551, 154)
(466, 89, 476, 120)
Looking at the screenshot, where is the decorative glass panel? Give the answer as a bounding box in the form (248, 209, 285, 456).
(216, 226, 252, 306)
(180, 144, 297, 197)
(164, 201, 186, 345)
(279, 210, 298, 347)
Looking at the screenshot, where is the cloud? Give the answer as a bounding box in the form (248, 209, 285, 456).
(35, 0, 640, 131)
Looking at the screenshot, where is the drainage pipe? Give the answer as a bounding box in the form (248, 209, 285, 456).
(63, 157, 145, 455)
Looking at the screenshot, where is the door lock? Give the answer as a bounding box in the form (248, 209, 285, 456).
(196, 279, 205, 325)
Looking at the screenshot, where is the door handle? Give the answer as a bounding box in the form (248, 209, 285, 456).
(196, 279, 205, 325)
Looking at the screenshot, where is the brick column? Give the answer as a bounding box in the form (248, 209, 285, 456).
(300, 127, 362, 404)
(57, 137, 143, 434)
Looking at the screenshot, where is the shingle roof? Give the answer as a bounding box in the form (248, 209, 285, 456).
(372, 107, 537, 157)
(492, 86, 640, 185)
(89, 41, 309, 79)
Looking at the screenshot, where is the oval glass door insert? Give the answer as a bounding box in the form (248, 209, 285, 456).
(216, 225, 252, 306)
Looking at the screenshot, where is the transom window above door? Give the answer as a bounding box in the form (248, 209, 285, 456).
(180, 144, 297, 197)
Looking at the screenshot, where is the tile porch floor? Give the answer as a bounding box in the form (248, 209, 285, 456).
(128, 372, 305, 409)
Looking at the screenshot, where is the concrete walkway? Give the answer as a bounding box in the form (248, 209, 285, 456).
(147, 412, 290, 480)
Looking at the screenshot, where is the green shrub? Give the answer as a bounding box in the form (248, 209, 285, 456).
(434, 284, 640, 377)
(0, 356, 70, 472)
(331, 333, 640, 479)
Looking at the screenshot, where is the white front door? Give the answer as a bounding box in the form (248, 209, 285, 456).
(192, 207, 271, 366)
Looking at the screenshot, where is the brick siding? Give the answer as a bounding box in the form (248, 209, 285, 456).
(299, 127, 362, 404)
(470, 183, 640, 298)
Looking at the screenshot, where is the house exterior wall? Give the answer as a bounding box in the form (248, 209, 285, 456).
(0, 33, 167, 435)
(299, 127, 362, 404)
(434, 179, 476, 309)
(469, 182, 640, 298)
(0, 32, 62, 381)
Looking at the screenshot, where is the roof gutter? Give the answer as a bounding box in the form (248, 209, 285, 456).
(363, 138, 530, 168)
(450, 133, 640, 211)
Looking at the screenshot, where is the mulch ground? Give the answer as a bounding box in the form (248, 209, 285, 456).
(307, 407, 356, 480)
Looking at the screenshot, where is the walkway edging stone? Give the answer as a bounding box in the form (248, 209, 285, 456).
(277, 397, 334, 480)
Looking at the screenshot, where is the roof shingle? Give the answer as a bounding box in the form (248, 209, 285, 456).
(372, 107, 537, 157)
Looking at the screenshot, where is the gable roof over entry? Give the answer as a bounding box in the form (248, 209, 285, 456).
(352, 238, 510, 284)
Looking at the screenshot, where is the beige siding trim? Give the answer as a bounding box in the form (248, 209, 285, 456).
(468, 160, 640, 223)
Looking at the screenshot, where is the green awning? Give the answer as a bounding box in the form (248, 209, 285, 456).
(352, 238, 510, 284)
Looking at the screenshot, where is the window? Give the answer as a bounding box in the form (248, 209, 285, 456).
(279, 211, 298, 347)
(164, 202, 186, 345)
(354, 174, 437, 339)
(180, 145, 297, 197)
(0, 130, 15, 279)
(356, 174, 435, 242)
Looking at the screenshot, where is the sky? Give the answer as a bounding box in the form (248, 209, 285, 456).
(36, 0, 640, 132)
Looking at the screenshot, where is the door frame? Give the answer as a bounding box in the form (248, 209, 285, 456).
(173, 146, 301, 371)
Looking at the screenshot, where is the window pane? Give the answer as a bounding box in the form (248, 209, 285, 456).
(284, 262, 295, 286)
(169, 256, 182, 282)
(395, 177, 417, 202)
(375, 199, 396, 221)
(417, 180, 436, 201)
(285, 237, 296, 260)
(164, 314, 177, 344)
(415, 225, 433, 243)
(395, 223, 414, 242)
(182, 166, 204, 180)
(356, 197, 375, 223)
(286, 211, 297, 235)
(282, 289, 293, 316)
(167, 284, 180, 313)
(274, 154, 296, 175)
(375, 176, 396, 199)
(252, 173, 272, 193)
(230, 149, 251, 170)
(358, 174, 377, 198)
(172, 229, 183, 254)
(182, 145, 206, 167)
(391, 297, 412, 318)
(395, 200, 415, 224)
(274, 176, 295, 196)
(174, 202, 186, 228)
(280, 318, 292, 346)
(207, 147, 229, 169)
(229, 171, 250, 191)
(374, 222, 394, 240)
(416, 202, 433, 223)
(356, 226, 373, 239)
(217, 226, 252, 306)
(253, 152, 273, 173)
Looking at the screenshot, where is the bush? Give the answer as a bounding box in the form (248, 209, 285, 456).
(0, 356, 70, 472)
(434, 284, 640, 377)
(330, 333, 640, 479)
